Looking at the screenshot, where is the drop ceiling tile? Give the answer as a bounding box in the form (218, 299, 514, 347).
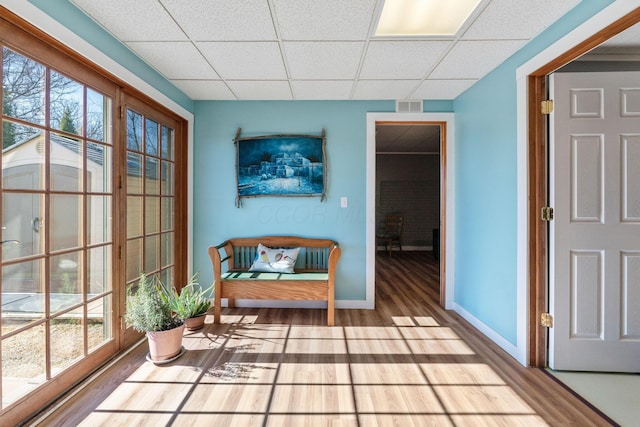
(412, 79, 477, 100)
(227, 81, 293, 100)
(359, 41, 451, 79)
(71, 0, 186, 41)
(273, 0, 376, 40)
(197, 42, 287, 80)
(291, 81, 354, 100)
(429, 40, 525, 79)
(284, 42, 364, 80)
(160, 0, 276, 41)
(352, 80, 420, 100)
(171, 80, 236, 100)
(126, 42, 218, 80)
(462, 0, 580, 40)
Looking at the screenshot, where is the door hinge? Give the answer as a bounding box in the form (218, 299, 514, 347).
(541, 206, 554, 221)
(119, 106, 124, 119)
(541, 99, 554, 115)
(118, 245, 122, 260)
(541, 312, 554, 328)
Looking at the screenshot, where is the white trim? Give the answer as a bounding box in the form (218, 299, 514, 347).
(1, 0, 196, 276)
(515, 0, 639, 366)
(366, 112, 456, 311)
(452, 302, 519, 359)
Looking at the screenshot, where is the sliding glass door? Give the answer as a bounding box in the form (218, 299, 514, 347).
(0, 10, 187, 424)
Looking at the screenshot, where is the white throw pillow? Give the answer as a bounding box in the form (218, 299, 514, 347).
(249, 243, 300, 274)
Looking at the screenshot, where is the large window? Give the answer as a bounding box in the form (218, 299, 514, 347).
(0, 11, 187, 424)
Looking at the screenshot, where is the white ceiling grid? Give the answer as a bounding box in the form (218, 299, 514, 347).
(70, 0, 581, 101)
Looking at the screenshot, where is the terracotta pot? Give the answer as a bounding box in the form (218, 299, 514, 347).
(184, 315, 206, 331)
(146, 323, 185, 361)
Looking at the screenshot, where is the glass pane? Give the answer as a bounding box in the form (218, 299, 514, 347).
(144, 235, 159, 273)
(145, 157, 160, 195)
(50, 310, 84, 375)
(50, 194, 82, 252)
(126, 238, 143, 282)
(1, 193, 45, 260)
(51, 251, 83, 314)
(160, 266, 173, 289)
(126, 196, 143, 238)
(2, 324, 46, 407)
(50, 133, 82, 192)
(161, 161, 173, 195)
(1, 259, 45, 332)
(161, 125, 173, 160)
(161, 197, 173, 231)
(126, 109, 143, 152)
(145, 197, 159, 235)
(161, 232, 174, 269)
(87, 143, 112, 193)
(87, 195, 112, 246)
(126, 152, 143, 194)
(88, 245, 112, 295)
(2, 122, 44, 189)
(2, 47, 46, 127)
(145, 118, 159, 155)
(49, 71, 83, 137)
(88, 296, 112, 352)
(86, 88, 111, 144)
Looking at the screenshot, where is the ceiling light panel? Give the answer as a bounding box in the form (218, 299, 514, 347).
(376, 0, 482, 36)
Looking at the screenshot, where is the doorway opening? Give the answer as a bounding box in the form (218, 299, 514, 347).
(366, 112, 455, 311)
(375, 122, 441, 268)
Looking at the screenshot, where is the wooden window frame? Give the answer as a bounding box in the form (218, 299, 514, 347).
(0, 7, 188, 425)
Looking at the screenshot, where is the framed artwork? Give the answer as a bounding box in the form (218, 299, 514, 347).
(234, 128, 326, 206)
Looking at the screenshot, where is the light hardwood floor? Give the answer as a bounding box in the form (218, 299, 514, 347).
(30, 252, 616, 426)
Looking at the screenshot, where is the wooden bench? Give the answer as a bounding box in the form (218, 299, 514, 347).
(208, 236, 341, 325)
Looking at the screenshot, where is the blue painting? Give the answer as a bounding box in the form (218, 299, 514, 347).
(235, 129, 326, 205)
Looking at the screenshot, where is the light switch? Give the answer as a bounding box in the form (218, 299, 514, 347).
(340, 197, 348, 208)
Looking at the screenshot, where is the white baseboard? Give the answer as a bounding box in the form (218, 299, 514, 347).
(451, 302, 519, 360)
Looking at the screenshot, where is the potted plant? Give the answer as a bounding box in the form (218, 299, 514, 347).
(125, 273, 185, 362)
(164, 275, 212, 331)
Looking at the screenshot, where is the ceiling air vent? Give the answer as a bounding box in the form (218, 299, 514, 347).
(396, 100, 423, 113)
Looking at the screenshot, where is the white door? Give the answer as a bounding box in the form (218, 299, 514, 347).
(549, 71, 640, 372)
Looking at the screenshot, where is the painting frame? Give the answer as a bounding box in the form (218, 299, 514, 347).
(234, 128, 327, 206)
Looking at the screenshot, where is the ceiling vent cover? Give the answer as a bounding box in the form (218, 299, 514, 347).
(396, 100, 423, 113)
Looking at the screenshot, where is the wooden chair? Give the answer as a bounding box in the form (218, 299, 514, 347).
(377, 215, 403, 256)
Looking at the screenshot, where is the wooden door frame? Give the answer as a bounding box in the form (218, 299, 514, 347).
(366, 112, 455, 311)
(527, 6, 640, 367)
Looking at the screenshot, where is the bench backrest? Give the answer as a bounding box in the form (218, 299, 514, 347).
(223, 236, 338, 272)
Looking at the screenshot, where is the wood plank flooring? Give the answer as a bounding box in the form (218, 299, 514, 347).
(30, 252, 615, 426)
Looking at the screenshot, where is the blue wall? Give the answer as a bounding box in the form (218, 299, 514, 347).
(192, 100, 453, 299)
(452, 0, 615, 344)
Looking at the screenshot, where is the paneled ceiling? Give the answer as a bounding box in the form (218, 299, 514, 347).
(70, 0, 582, 101)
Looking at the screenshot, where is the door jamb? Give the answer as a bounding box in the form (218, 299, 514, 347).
(526, 6, 640, 367)
(366, 112, 455, 311)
